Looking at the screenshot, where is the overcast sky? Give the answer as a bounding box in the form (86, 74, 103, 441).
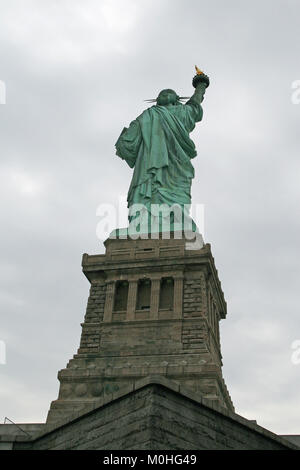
(0, 0, 300, 435)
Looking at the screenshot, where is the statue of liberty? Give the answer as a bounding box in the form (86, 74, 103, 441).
(115, 67, 210, 236)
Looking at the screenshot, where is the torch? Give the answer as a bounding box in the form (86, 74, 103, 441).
(192, 66, 210, 89)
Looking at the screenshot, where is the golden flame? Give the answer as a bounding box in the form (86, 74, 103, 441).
(195, 65, 204, 75)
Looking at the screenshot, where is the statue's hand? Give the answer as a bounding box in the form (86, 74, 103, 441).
(192, 73, 210, 89)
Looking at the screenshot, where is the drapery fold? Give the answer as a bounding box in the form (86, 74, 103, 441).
(115, 101, 203, 210)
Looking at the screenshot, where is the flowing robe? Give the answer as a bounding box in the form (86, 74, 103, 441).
(115, 100, 203, 220)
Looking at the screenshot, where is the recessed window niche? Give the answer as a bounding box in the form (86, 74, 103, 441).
(159, 277, 174, 310)
(113, 280, 129, 312)
(136, 279, 151, 310)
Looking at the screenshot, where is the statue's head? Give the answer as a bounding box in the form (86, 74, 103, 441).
(156, 89, 179, 106)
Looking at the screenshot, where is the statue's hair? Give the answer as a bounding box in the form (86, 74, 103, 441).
(144, 89, 190, 104)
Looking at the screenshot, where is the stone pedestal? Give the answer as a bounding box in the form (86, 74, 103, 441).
(47, 235, 234, 423)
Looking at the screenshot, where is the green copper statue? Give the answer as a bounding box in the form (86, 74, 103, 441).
(115, 67, 210, 235)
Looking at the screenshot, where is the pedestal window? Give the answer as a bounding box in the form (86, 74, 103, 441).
(159, 277, 174, 310)
(136, 279, 151, 310)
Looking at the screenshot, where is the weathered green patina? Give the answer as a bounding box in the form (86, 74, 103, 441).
(115, 71, 209, 234)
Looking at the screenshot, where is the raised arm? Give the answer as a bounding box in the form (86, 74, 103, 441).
(186, 81, 207, 106)
(186, 71, 210, 106)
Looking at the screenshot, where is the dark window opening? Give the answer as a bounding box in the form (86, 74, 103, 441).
(136, 279, 151, 310)
(113, 281, 129, 312)
(159, 277, 174, 310)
